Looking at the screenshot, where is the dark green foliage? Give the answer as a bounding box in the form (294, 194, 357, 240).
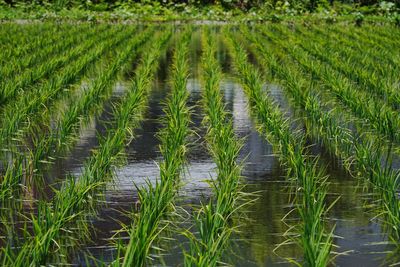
(1, 0, 399, 17)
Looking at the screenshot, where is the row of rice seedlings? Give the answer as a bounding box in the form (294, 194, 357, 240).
(0, 26, 138, 199)
(0, 30, 172, 267)
(183, 27, 244, 267)
(334, 23, 400, 51)
(0, 23, 67, 62)
(224, 29, 335, 267)
(0, 28, 154, 205)
(0, 27, 135, 151)
(258, 26, 400, 144)
(306, 26, 400, 108)
(243, 28, 400, 245)
(251, 26, 399, 159)
(0, 25, 119, 106)
(0, 24, 99, 80)
(361, 23, 400, 45)
(0, 23, 77, 68)
(264, 24, 389, 103)
(305, 24, 397, 75)
(0, 24, 119, 108)
(0, 25, 103, 83)
(32, 28, 154, 169)
(0, 26, 150, 201)
(0, 23, 45, 50)
(303, 24, 397, 76)
(0, 23, 66, 48)
(0, 27, 137, 235)
(111, 28, 192, 267)
(286, 24, 400, 111)
(281, 23, 400, 109)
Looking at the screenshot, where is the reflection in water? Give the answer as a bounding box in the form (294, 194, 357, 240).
(221, 78, 299, 266)
(44, 81, 131, 184)
(87, 74, 395, 267)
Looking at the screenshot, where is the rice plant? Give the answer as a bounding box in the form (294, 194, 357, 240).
(0, 29, 172, 267)
(259, 25, 400, 144)
(0, 21, 399, 267)
(111, 27, 192, 267)
(224, 28, 335, 267)
(183, 27, 244, 267)
(242, 25, 400, 246)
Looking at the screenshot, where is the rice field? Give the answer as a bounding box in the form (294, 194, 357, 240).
(0, 22, 399, 267)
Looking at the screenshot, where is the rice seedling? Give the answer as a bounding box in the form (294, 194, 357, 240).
(0, 22, 399, 267)
(0, 24, 100, 82)
(258, 25, 400, 144)
(0, 27, 134, 151)
(182, 27, 244, 267)
(0, 29, 172, 267)
(0, 25, 119, 107)
(241, 26, 400, 246)
(0, 28, 155, 209)
(111, 28, 192, 267)
(224, 28, 335, 267)
(285, 25, 400, 111)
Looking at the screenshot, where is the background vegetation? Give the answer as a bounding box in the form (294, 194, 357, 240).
(0, 0, 399, 21)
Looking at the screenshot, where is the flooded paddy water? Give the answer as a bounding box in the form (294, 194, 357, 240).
(0, 24, 399, 267)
